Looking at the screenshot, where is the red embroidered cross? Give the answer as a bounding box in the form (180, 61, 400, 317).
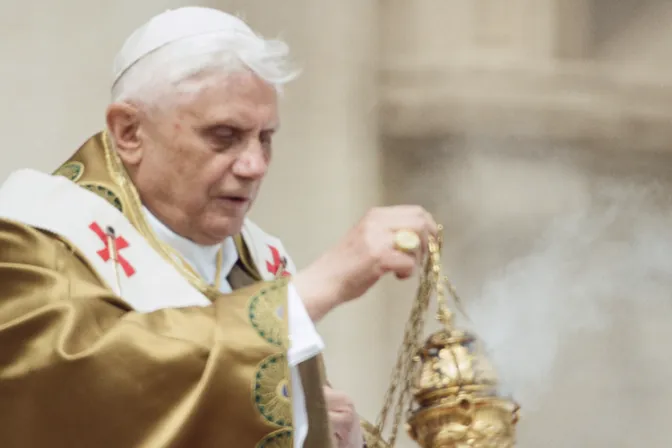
(266, 245, 290, 277)
(89, 222, 136, 277)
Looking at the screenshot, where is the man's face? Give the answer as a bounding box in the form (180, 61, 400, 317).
(130, 70, 279, 245)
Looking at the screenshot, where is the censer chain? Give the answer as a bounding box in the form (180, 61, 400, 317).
(372, 226, 446, 446)
(372, 278, 429, 443)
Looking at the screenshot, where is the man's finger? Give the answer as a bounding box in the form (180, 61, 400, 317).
(378, 247, 417, 279)
(329, 411, 354, 443)
(374, 205, 433, 248)
(323, 386, 354, 410)
(425, 210, 439, 237)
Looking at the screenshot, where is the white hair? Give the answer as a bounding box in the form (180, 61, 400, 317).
(111, 31, 299, 106)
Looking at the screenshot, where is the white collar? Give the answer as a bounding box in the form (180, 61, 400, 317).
(142, 207, 239, 289)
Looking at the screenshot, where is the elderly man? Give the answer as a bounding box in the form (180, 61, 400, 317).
(0, 7, 436, 448)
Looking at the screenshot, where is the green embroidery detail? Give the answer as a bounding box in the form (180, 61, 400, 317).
(248, 280, 289, 348)
(253, 353, 292, 427)
(255, 428, 293, 447)
(80, 183, 123, 213)
(54, 162, 84, 182)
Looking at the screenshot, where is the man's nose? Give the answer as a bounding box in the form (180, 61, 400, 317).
(233, 142, 269, 179)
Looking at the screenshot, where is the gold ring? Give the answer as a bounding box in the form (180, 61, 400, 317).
(394, 229, 421, 253)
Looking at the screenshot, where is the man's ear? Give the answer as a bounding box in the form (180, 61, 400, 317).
(106, 102, 143, 166)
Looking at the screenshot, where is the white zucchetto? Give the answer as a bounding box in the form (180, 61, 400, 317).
(112, 7, 253, 86)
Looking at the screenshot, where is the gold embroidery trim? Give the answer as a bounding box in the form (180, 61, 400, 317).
(54, 161, 84, 182)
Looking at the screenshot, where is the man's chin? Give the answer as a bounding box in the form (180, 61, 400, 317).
(201, 218, 245, 244)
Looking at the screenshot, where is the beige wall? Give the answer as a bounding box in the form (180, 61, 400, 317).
(3, 1, 672, 447)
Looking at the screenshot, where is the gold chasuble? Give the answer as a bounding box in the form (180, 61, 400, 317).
(0, 133, 382, 448)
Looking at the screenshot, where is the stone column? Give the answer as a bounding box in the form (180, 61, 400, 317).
(381, 0, 593, 67)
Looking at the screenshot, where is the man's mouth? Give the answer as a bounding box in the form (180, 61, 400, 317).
(217, 195, 251, 207)
(224, 196, 249, 202)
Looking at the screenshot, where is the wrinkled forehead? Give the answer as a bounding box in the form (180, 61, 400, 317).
(172, 69, 280, 130)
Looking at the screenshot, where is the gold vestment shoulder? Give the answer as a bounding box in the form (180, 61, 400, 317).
(0, 215, 293, 447)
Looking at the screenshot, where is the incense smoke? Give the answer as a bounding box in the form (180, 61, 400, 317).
(459, 181, 672, 446)
(386, 142, 672, 446)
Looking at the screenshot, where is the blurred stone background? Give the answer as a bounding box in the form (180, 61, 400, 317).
(1, 1, 671, 446)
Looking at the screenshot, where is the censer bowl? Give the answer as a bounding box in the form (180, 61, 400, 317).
(406, 326, 519, 448)
(407, 395, 519, 448)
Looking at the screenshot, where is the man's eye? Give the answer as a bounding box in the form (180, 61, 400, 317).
(209, 129, 239, 148)
(213, 128, 234, 138)
(216, 133, 236, 143)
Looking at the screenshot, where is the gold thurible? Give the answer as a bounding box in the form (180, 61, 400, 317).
(366, 225, 520, 448)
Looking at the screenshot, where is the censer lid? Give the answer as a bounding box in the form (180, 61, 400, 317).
(411, 309, 500, 407)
